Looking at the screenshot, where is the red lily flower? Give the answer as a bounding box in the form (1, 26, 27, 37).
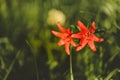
(72, 20, 104, 51)
(51, 22, 77, 55)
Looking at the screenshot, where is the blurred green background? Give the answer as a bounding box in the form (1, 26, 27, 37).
(0, 0, 120, 80)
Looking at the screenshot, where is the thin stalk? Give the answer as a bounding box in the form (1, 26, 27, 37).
(33, 56, 39, 80)
(26, 40, 39, 80)
(69, 27, 74, 80)
(70, 50, 74, 80)
(3, 51, 20, 80)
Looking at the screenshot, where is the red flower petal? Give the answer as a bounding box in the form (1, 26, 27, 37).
(76, 38, 87, 51)
(58, 39, 65, 46)
(77, 20, 88, 32)
(92, 35, 104, 42)
(71, 40, 77, 47)
(65, 43, 70, 55)
(51, 30, 63, 37)
(88, 40, 96, 52)
(71, 32, 83, 38)
(89, 22, 96, 33)
(57, 22, 67, 33)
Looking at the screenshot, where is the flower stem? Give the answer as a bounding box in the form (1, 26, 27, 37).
(3, 51, 21, 80)
(70, 50, 74, 80)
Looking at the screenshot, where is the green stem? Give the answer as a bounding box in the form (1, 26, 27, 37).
(33, 56, 39, 80)
(3, 51, 20, 80)
(26, 40, 39, 80)
(70, 51, 74, 80)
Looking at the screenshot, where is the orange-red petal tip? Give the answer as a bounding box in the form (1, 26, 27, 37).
(92, 48, 97, 52)
(51, 30, 55, 34)
(67, 52, 70, 55)
(92, 21, 95, 25)
(100, 38, 104, 42)
(76, 47, 81, 51)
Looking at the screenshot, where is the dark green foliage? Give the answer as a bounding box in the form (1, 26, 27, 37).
(0, 0, 120, 80)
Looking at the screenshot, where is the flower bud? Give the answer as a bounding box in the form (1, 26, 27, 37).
(47, 9, 66, 26)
